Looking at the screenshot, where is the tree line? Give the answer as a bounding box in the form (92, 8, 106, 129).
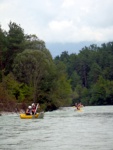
(0, 22, 72, 112)
(54, 43, 113, 106)
(0, 21, 113, 112)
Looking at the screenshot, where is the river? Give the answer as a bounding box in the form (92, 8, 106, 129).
(0, 106, 113, 150)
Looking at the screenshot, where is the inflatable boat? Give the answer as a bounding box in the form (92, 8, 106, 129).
(20, 112, 44, 119)
(75, 109, 83, 112)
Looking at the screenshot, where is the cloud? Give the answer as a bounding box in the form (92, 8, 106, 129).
(0, 0, 113, 43)
(49, 20, 73, 31)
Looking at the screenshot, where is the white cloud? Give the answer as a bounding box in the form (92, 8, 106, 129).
(62, 0, 75, 8)
(49, 20, 73, 31)
(0, 0, 113, 43)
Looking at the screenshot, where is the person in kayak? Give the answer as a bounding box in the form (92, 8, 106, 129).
(32, 103, 40, 115)
(78, 102, 84, 108)
(25, 106, 32, 115)
(75, 103, 80, 110)
(31, 103, 36, 115)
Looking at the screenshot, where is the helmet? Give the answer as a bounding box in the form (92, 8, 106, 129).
(32, 103, 35, 106)
(28, 106, 32, 109)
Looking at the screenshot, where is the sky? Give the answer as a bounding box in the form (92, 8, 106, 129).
(0, 0, 113, 57)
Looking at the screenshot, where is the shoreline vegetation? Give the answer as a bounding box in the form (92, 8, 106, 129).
(0, 102, 45, 114)
(0, 21, 113, 112)
(0, 102, 27, 113)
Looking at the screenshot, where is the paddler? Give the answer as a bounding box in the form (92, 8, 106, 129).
(31, 103, 40, 115)
(31, 103, 36, 115)
(75, 103, 80, 110)
(25, 106, 32, 115)
(78, 102, 84, 108)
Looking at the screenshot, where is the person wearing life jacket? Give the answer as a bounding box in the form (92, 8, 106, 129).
(78, 102, 84, 108)
(31, 103, 36, 115)
(31, 103, 40, 115)
(75, 103, 80, 110)
(25, 106, 32, 115)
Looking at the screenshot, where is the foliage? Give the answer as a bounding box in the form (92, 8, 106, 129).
(0, 25, 8, 81)
(13, 49, 53, 102)
(54, 42, 113, 106)
(0, 81, 16, 112)
(90, 76, 113, 105)
(24, 34, 46, 50)
(36, 59, 72, 110)
(5, 22, 25, 73)
(1, 21, 113, 111)
(2, 73, 33, 102)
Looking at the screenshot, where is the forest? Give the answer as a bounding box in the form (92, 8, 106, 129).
(0, 22, 113, 112)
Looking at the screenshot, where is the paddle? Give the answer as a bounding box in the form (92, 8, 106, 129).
(34, 103, 39, 115)
(32, 103, 38, 118)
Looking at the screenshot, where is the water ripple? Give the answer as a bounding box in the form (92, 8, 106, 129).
(0, 106, 113, 150)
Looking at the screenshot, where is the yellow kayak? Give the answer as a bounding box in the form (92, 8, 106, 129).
(74, 109, 83, 112)
(73, 106, 83, 112)
(76, 109, 83, 112)
(20, 112, 44, 119)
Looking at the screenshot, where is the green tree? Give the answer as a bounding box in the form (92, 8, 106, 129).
(0, 25, 8, 80)
(76, 48, 91, 87)
(24, 34, 46, 50)
(88, 62, 102, 85)
(13, 49, 53, 102)
(81, 87, 90, 105)
(48, 72, 72, 109)
(90, 76, 108, 105)
(70, 71, 82, 90)
(2, 73, 33, 102)
(6, 22, 25, 73)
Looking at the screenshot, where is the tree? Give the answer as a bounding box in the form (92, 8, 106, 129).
(90, 76, 108, 105)
(5, 22, 25, 73)
(0, 25, 8, 80)
(1, 73, 33, 102)
(47, 69, 72, 109)
(76, 48, 91, 87)
(13, 49, 53, 102)
(24, 34, 46, 50)
(70, 71, 82, 90)
(88, 63, 102, 85)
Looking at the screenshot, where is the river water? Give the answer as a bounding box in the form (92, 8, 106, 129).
(0, 106, 113, 150)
